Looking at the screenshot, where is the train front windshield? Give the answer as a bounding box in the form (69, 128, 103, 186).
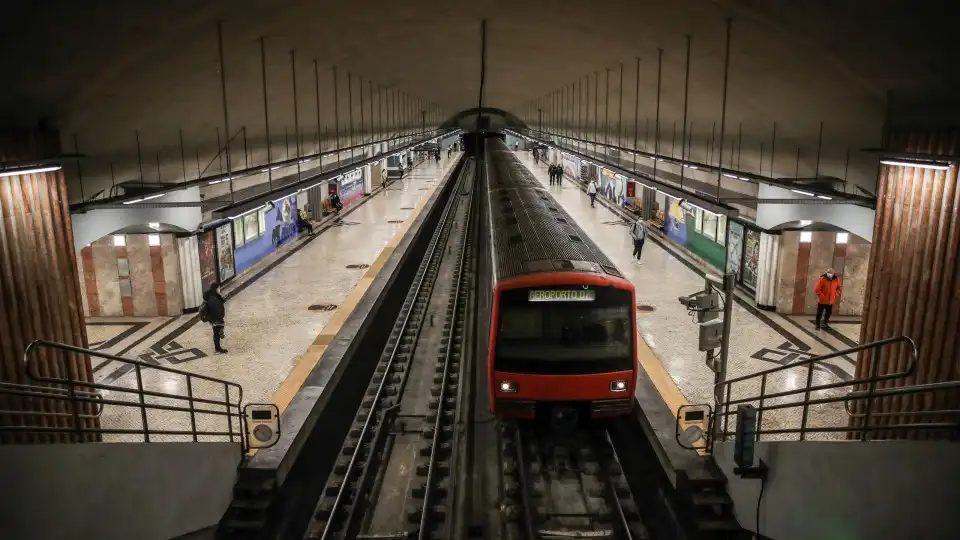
(495, 286, 634, 374)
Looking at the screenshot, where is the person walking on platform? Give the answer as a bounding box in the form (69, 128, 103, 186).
(554, 164, 562, 185)
(630, 215, 647, 264)
(814, 268, 842, 330)
(587, 178, 599, 207)
(201, 283, 228, 355)
(547, 164, 554, 185)
(533, 148, 539, 164)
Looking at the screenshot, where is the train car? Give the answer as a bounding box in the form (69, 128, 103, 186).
(485, 137, 637, 422)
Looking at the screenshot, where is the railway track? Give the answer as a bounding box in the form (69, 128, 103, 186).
(305, 158, 477, 540)
(498, 421, 648, 540)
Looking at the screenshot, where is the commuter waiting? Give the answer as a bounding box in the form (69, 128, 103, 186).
(297, 208, 314, 236)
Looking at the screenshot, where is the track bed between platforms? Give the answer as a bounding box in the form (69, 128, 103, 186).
(306, 159, 477, 540)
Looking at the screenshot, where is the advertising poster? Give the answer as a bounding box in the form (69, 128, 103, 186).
(599, 169, 623, 203)
(216, 224, 236, 282)
(664, 198, 687, 245)
(340, 168, 364, 206)
(271, 195, 299, 249)
(742, 229, 761, 290)
(198, 230, 217, 290)
(562, 154, 579, 179)
(626, 181, 636, 198)
(726, 221, 745, 278)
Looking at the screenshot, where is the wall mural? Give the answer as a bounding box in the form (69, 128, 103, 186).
(742, 229, 761, 290)
(599, 169, 626, 204)
(271, 196, 298, 248)
(562, 154, 579, 179)
(198, 230, 217, 290)
(664, 198, 687, 245)
(726, 221, 745, 279)
(216, 224, 235, 282)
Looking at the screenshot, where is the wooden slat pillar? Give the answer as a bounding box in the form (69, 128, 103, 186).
(0, 128, 98, 443)
(853, 126, 960, 439)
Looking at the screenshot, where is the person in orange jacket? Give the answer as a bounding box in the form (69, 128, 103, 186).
(814, 268, 842, 330)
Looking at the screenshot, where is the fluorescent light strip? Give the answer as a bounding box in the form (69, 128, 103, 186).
(122, 193, 165, 205)
(0, 165, 62, 178)
(723, 173, 737, 179)
(817, 195, 833, 200)
(881, 159, 950, 171)
(791, 189, 815, 196)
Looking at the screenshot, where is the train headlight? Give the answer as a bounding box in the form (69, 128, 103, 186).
(610, 380, 628, 393)
(499, 381, 518, 393)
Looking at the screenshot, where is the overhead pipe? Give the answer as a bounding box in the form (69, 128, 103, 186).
(714, 17, 732, 203)
(313, 58, 322, 174)
(654, 48, 662, 183)
(216, 21, 234, 202)
(291, 49, 301, 182)
(680, 35, 691, 190)
(633, 57, 640, 171)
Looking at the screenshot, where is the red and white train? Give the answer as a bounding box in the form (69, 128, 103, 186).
(484, 136, 637, 422)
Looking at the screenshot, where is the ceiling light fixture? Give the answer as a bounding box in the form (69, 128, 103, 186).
(817, 195, 833, 200)
(723, 173, 737, 179)
(791, 189, 815, 196)
(122, 193, 165, 205)
(880, 159, 950, 171)
(0, 165, 62, 178)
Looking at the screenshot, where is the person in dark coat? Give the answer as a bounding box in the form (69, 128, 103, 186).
(204, 283, 228, 354)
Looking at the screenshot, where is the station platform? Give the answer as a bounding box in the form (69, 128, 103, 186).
(85, 155, 460, 441)
(515, 152, 858, 438)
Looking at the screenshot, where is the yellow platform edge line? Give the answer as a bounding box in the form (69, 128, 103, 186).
(269, 181, 441, 416)
(636, 331, 690, 415)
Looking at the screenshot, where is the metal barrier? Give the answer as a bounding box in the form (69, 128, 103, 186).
(1, 340, 247, 447)
(675, 336, 960, 452)
(0, 380, 104, 420)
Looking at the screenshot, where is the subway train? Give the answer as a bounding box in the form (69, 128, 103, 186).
(483, 136, 637, 424)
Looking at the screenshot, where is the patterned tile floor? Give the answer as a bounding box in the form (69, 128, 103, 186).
(85, 156, 459, 442)
(516, 152, 862, 441)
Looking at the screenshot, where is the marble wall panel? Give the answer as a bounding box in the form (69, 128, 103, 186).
(126, 235, 158, 316)
(91, 239, 122, 316)
(161, 234, 183, 314)
(804, 232, 836, 313)
(776, 231, 799, 313)
(839, 236, 870, 316)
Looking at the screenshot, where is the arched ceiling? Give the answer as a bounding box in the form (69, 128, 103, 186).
(1, 0, 957, 201)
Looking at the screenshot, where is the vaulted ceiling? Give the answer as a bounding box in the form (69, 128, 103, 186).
(1, 0, 957, 200)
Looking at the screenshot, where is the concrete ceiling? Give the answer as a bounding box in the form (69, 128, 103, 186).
(1, 0, 957, 201)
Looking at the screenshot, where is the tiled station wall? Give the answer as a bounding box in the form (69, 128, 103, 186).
(775, 230, 871, 316)
(78, 234, 183, 317)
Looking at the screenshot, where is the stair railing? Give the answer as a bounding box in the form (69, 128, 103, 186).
(676, 336, 960, 452)
(1, 340, 245, 447)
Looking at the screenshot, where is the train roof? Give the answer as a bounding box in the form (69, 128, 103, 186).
(485, 139, 625, 282)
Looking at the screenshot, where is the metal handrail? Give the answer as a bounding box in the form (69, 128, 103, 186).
(4, 340, 245, 446)
(0, 381, 104, 419)
(844, 379, 960, 416)
(712, 336, 940, 443)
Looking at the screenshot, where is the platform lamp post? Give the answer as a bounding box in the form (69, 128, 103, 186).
(678, 271, 736, 442)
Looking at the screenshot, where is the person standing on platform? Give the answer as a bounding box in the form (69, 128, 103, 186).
(201, 283, 228, 355)
(533, 148, 539, 164)
(630, 216, 647, 264)
(555, 163, 562, 185)
(587, 178, 599, 207)
(814, 268, 842, 330)
(547, 164, 554, 185)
